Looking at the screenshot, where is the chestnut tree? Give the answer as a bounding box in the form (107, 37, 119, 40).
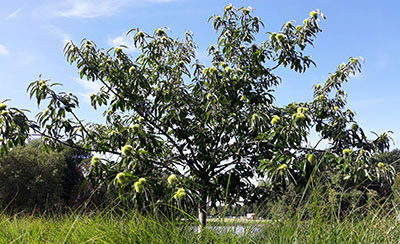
(0, 5, 395, 225)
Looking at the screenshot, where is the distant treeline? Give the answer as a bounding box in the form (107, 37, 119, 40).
(0, 140, 92, 213)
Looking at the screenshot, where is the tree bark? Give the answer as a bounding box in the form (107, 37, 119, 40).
(198, 189, 207, 232)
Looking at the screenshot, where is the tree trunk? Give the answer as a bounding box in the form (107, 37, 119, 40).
(198, 189, 207, 232)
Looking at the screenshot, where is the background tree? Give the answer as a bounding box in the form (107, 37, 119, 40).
(372, 149, 400, 171)
(0, 5, 396, 225)
(0, 140, 89, 212)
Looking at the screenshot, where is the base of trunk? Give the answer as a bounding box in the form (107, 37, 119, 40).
(198, 191, 207, 232)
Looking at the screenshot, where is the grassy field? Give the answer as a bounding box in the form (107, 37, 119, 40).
(0, 208, 399, 244)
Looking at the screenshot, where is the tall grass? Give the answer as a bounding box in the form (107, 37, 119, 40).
(1, 182, 399, 241)
(0, 201, 399, 243)
(1, 164, 399, 243)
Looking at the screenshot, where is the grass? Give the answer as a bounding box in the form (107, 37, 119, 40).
(0, 206, 398, 244)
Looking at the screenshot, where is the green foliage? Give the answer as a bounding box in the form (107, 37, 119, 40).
(0, 140, 89, 212)
(0, 100, 35, 155)
(391, 173, 400, 210)
(0, 140, 65, 211)
(373, 149, 400, 171)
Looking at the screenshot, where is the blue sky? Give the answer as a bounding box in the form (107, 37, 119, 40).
(0, 0, 399, 148)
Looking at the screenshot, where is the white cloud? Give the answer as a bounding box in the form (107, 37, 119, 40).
(150, 0, 178, 2)
(349, 72, 364, 80)
(35, 0, 179, 19)
(7, 8, 22, 19)
(75, 78, 103, 92)
(0, 45, 9, 56)
(43, 24, 72, 46)
(74, 78, 103, 103)
(107, 34, 139, 53)
(54, 0, 129, 18)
